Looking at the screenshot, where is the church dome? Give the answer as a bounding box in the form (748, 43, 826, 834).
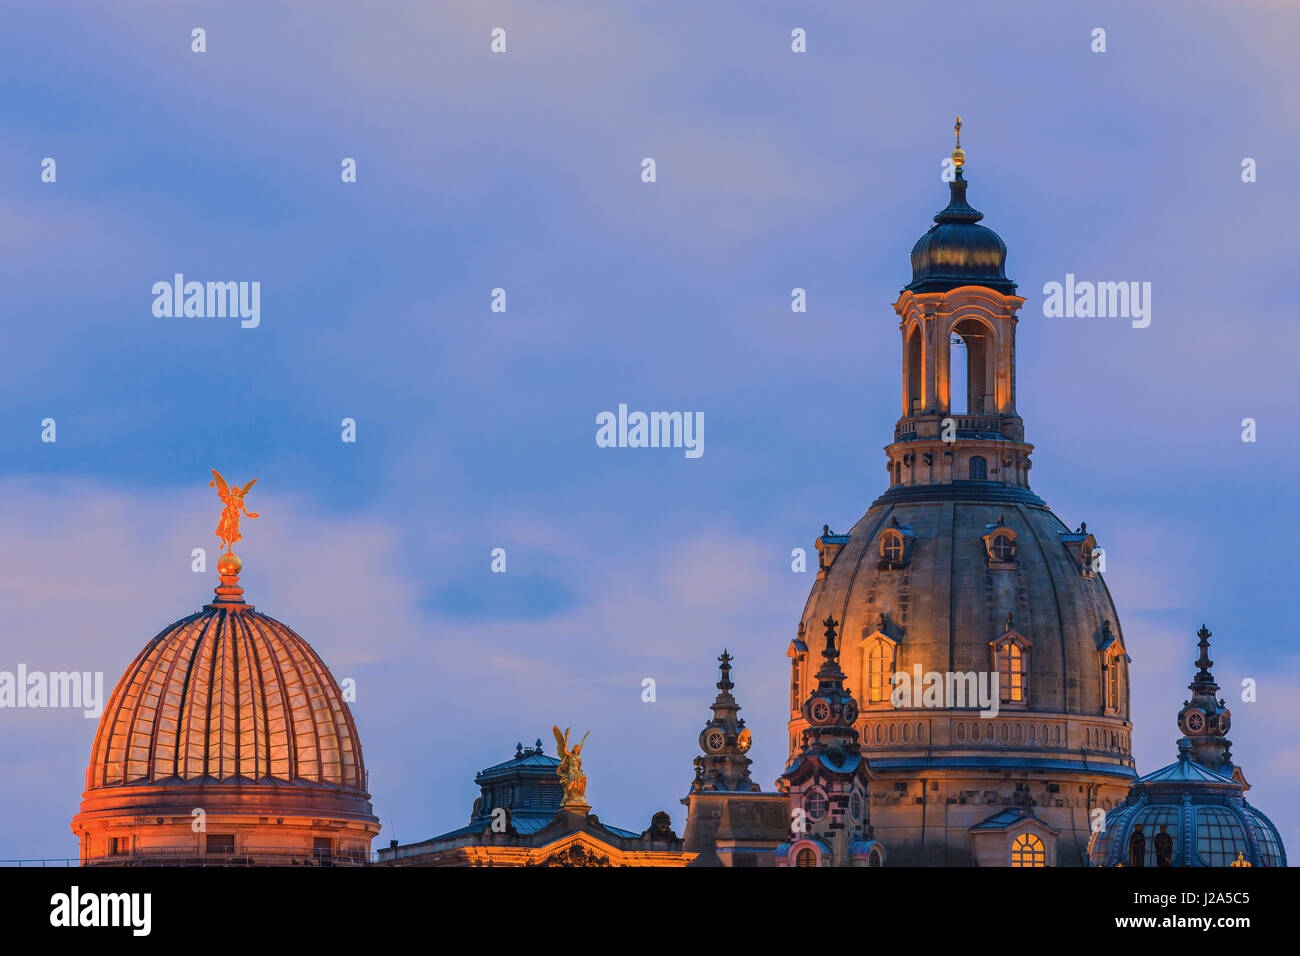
(788, 126, 1133, 865)
(797, 491, 1134, 779)
(906, 174, 1015, 295)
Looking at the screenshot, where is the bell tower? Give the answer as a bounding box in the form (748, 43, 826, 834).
(887, 118, 1033, 493)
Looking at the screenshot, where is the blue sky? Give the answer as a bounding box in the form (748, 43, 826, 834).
(2, 1, 1299, 861)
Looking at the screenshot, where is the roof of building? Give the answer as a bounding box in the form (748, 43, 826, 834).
(84, 564, 368, 794)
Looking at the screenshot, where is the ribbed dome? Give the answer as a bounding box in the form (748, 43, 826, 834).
(906, 174, 1015, 294)
(87, 599, 365, 791)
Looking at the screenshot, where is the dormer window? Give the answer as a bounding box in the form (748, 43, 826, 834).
(876, 521, 914, 570)
(982, 520, 1017, 570)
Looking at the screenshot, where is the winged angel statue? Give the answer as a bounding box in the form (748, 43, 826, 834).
(553, 725, 590, 806)
(209, 469, 259, 552)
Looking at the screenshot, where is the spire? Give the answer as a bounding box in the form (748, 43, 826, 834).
(816, 615, 848, 683)
(1191, 624, 1217, 693)
(1176, 625, 1233, 772)
(793, 617, 862, 756)
(951, 114, 965, 175)
(690, 651, 756, 793)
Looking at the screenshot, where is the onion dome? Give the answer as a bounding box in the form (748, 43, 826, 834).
(906, 118, 1015, 294)
(1088, 627, 1286, 867)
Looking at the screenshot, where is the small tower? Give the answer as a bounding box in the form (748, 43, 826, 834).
(690, 650, 758, 793)
(680, 652, 791, 866)
(1176, 625, 1235, 773)
(777, 617, 883, 867)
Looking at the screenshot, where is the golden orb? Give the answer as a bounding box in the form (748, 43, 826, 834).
(951, 147, 965, 168)
(217, 552, 242, 576)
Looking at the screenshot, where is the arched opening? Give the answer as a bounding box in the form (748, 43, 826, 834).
(907, 326, 923, 413)
(969, 456, 987, 480)
(795, 847, 817, 867)
(949, 319, 991, 416)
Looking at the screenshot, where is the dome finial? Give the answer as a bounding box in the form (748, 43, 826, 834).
(209, 469, 259, 605)
(951, 115, 965, 171)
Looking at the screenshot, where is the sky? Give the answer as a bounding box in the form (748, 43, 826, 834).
(2, 1, 1299, 862)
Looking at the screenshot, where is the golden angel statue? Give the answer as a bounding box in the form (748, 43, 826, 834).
(553, 725, 590, 807)
(209, 469, 259, 553)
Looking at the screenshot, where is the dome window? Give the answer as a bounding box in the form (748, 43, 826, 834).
(860, 619, 900, 709)
(991, 622, 1031, 706)
(795, 846, 818, 867)
(981, 519, 1017, 570)
(816, 525, 850, 580)
(876, 519, 915, 570)
(969, 455, 987, 480)
(1060, 523, 1099, 578)
(1010, 832, 1045, 867)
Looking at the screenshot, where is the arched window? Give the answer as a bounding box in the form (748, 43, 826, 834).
(795, 847, 817, 867)
(791, 661, 800, 713)
(880, 531, 904, 564)
(868, 846, 884, 867)
(866, 641, 892, 704)
(969, 456, 987, 480)
(1010, 833, 1046, 867)
(998, 642, 1026, 703)
(949, 319, 991, 415)
(991, 533, 1014, 562)
(907, 326, 923, 413)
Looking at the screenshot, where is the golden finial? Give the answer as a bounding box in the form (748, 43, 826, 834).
(951, 115, 965, 169)
(209, 469, 259, 555)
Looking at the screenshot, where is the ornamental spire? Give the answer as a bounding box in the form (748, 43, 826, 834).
(689, 651, 756, 793)
(951, 114, 965, 172)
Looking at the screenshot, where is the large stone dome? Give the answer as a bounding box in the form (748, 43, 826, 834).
(796, 486, 1134, 776)
(72, 555, 378, 865)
